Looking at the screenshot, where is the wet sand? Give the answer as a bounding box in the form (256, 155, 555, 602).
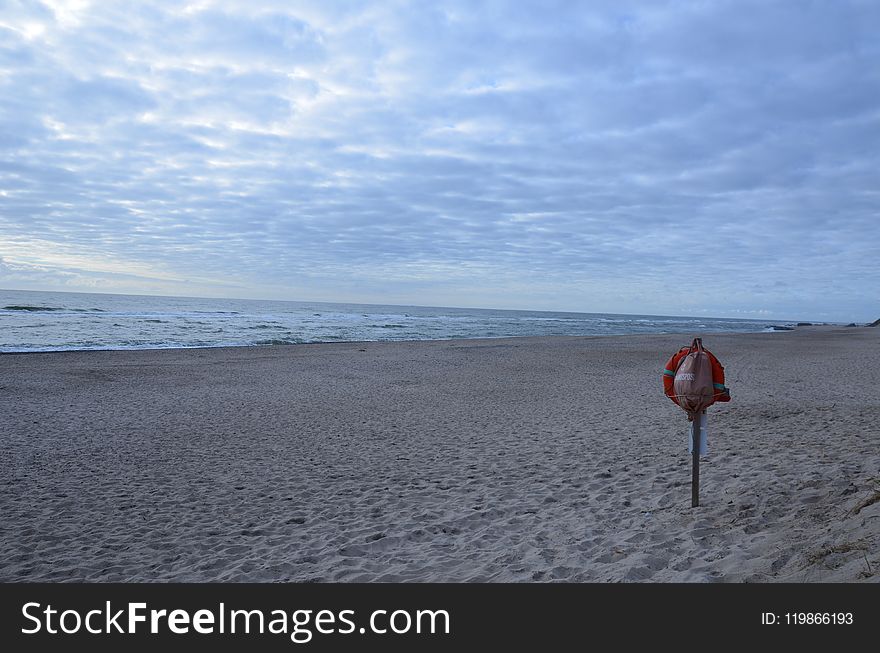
(1, 327, 878, 582)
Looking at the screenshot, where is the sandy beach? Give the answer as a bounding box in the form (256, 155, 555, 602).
(2, 327, 878, 582)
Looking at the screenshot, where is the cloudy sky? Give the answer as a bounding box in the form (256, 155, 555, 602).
(1, 1, 878, 321)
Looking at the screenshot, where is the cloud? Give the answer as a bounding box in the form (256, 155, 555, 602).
(0, 0, 878, 321)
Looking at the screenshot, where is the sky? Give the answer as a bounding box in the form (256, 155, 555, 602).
(1, 0, 878, 322)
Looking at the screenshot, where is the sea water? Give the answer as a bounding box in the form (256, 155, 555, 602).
(1, 289, 784, 353)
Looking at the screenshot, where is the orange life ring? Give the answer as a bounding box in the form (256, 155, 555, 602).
(663, 345, 730, 407)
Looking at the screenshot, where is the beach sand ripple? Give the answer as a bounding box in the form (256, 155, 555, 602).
(1, 328, 878, 582)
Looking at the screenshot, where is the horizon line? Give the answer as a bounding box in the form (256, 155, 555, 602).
(0, 286, 830, 325)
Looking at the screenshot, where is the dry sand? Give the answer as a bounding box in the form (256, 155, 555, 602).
(1, 327, 878, 582)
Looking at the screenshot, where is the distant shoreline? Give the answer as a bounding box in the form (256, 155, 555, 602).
(3, 288, 837, 353)
(0, 323, 854, 356)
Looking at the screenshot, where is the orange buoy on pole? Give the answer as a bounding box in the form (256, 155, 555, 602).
(662, 338, 730, 507)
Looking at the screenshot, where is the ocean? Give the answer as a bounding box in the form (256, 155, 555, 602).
(1, 289, 784, 353)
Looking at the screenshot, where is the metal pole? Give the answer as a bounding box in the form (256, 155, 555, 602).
(691, 411, 701, 507)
